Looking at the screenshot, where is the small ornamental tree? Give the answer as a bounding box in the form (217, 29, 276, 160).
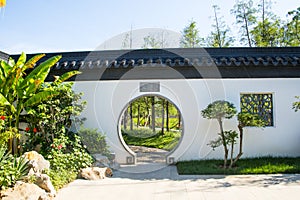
(201, 100, 237, 168)
(231, 112, 266, 167)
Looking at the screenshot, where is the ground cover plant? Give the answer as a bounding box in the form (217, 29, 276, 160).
(176, 157, 300, 175)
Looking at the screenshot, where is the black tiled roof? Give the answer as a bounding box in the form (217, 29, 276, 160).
(10, 47, 300, 81)
(0, 51, 9, 61)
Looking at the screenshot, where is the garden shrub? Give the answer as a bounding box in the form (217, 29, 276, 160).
(77, 127, 110, 156)
(22, 82, 86, 153)
(46, 134, 93, 190)
(20, 82, 94, 189)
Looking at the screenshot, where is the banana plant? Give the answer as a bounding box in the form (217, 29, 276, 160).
(0, 53, 80, 154)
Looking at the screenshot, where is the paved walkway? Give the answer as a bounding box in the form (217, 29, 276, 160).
(55, 164, 300, 200)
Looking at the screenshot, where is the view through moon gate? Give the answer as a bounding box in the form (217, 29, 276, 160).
(119, 95, 183, 166)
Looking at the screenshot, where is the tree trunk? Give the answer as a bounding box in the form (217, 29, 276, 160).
(137, 105, 140, 128)
(166, 101, 169, 131)
(161, 100, 165, 135)
(218, 118, 228, 168)
(151, 96, 155, 133)
(230, 141, 234, 168)
(123, 110, 127, 130)
(129, 103, 133, 131)
(232, 124, 244, 166)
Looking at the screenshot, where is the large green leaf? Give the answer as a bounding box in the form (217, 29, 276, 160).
(0, 60, 12, 79)
(22, 54, 45, 72)
(24, 90, 59, 107)
(24, 55, 61, 82)
(20, 55, 61, 97)
(53, 71, 81, 85)
(0, 93, 16, 113)
(14, 52, 26, 69)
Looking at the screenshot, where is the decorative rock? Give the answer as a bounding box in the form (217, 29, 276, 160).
(22, 151, 50, 175)
(35, 174, 56, 197)
(0, 181, 50, 200)
(80, 167, 113, 180)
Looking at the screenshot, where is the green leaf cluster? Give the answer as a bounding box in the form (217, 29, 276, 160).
(0, 146, 29, 190)
(78, 127, 110, 156)
(201, 100, 237, 120)
(293, 96, 300, 112)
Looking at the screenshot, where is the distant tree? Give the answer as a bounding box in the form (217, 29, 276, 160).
(284, 7, 300, 46)
(180, 21, 203, 48)
(141, 31, 170, 49)
(142, 35, 161, 49)
(231, 0, 257, 47)
(201, 100, 237, 168)
(293, 96, 300, 112)
(251, 0, 283, 47)
(251, 18, 283, 46)
(207, 5, 234, 47)
(122, 33, 131, 49)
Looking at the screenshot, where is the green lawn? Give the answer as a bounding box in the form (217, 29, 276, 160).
(122, 129, 181, 151)
(176, 157, 300, 175)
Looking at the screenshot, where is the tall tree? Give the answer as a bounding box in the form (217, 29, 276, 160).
(161, 99, 165, 135)
(180, 21, 203, 48)
(284, 7, 300, 46)
(231, 0, 257, 47)
(122, 33, 130, 49)
(141, 31, 170, 49)
(142, 35, 161, 49)
(151, 96, 156, 133)
(166, 101, 169, 131)
(207, 5, 234, 47)
(251, 0, 283, 47)
(129, 103, 133, 130)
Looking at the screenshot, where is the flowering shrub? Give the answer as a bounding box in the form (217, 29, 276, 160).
(20, 82, 94, 189)
(0, 114, 19, 147)
(22, 82, 86, 153)
(46, 134, 93, 189)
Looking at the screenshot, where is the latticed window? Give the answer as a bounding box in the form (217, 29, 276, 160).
(240, 93, 274, 126)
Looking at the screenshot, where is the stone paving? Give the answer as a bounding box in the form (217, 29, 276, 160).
(55, 146, 300, 200)
(55, 164, 300, 200)
(129, 145, 168, 163)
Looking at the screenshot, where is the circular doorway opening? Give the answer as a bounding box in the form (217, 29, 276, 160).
(119, 95, 183, 166)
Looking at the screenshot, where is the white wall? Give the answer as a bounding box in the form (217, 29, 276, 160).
(73, 78, 300, 164)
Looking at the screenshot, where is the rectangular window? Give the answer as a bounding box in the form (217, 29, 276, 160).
(240, 93, 274, 126)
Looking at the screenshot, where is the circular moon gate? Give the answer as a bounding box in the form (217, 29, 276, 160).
(118, 94, 184, 165)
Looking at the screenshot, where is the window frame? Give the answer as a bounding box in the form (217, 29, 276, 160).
(240, 92, 275, 127)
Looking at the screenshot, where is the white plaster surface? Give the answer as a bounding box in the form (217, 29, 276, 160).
(73, 78, 300, 164)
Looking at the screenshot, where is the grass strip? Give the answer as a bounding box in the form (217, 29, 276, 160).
(176, 157, 300, 175)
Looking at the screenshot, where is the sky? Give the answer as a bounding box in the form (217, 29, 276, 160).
(0, 0, 299, 54)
